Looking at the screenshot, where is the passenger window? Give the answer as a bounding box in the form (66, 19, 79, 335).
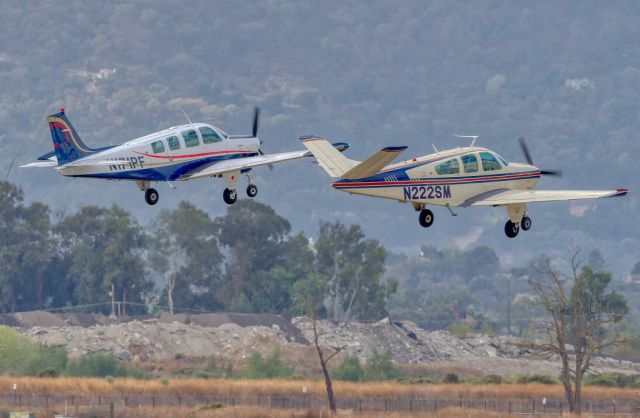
(480, 152, 502, 171)
(462, 154, 478, 173)
(199, 127, 222, 144)
(435, 158, 460, 175)
(151, 140, 165, 154)
(166, 135, 181, 151)
(182, 129, 200, 148)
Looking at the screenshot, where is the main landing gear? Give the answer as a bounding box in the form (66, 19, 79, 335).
(145, 188, 159, 205)
(504, 215, 532, 238)
(418, 208, 434, 228)
(222, 184, 258, 205)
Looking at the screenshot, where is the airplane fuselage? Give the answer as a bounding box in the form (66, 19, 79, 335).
(58, 122, 260, 181)
(332, 147, 541, 207)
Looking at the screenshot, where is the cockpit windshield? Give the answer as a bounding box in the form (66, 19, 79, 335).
(216, 127, 229, 139)
(493, 152, 508, 166)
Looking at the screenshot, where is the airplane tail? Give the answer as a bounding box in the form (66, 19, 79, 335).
(300, 136, 407, 179)
(47, 109, 96, 165)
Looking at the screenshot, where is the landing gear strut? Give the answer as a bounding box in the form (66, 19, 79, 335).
(223, 188, 237, 205)
(145, 188, 159, 205)
(418, 209, 434, 228)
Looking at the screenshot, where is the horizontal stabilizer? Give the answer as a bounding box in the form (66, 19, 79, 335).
(342, 146, 407, 179)
(300, 136, 358, 177)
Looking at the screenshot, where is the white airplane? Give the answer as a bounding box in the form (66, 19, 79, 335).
(301, 135, 629, 238)
(22, 108, 348, 205)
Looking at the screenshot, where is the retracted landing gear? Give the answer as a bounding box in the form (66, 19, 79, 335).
(223, 188, 237, 205)
(246, 184, 258, 198)
(419, 208, 434, 228)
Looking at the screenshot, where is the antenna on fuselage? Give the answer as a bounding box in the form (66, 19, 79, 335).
(454, 134, 478, 147)
(180, 108, 193, 126)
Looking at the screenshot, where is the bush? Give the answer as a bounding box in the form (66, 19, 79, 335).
(333, 355, 364, 381)
(442, 373, 459, 384)
(584, 372, 640, 388)
(0, 327, 67, 376)
(447, 322, 474, 336)
(65, 353, 146, 378)
(476, 374, 502, 384)
(515, 374, 557, 385)
(364, 349, 402, 381)
(240, 347, 293, 379)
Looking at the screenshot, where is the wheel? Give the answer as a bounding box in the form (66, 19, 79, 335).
(223, 188, 237, 205)
(521, 216, 532, 231)
(418, 209, 434, 228)
(145, 188, 159, 205)
(504, 220, 519, 238)
(246, 184, 258, 198)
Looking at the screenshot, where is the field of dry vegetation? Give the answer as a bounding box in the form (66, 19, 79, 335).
(0, 377, 637, 402)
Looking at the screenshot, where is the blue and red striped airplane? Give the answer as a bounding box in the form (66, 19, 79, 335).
(23, 108, 348, 205)
(301, 135, 628, 238)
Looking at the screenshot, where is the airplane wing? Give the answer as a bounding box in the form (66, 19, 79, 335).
(461, 188, 629, 207)
(178, 150, 311, 181)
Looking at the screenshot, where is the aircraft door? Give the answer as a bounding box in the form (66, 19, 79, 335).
(165, 135, 181, 162)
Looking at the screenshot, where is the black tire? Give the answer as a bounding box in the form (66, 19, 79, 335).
(223, 188, 237, 205)
(246, 184, 258, 198)
(145, 188, 159, 205)
(504, 220, 519, 238)
(521, 216, 532, 231)
(418, 209, 434, 228)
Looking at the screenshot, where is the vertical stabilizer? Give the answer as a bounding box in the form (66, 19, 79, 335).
(47, 109, 95, 165)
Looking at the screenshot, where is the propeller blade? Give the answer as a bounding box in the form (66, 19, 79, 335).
(252, 107, 260, 137)
(540, 169, 563, 177)
(258, 148, 273, 170)
(518, 137, 534, 166)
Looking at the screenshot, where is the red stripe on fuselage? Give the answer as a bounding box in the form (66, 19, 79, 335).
(332, 171, 541, 188)
(134, 149, 254, 159)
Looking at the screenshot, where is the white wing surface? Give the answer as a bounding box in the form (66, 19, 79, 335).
(462, 188, 629, 207)
(178, 150, 310, 180)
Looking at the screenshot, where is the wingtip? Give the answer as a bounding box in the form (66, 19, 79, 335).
(614, 188, 629, 196)
(382, 146, 408, 152)
(299, 135, 323, 142)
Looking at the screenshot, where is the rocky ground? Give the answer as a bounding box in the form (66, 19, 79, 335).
(6, 311, 638, 377)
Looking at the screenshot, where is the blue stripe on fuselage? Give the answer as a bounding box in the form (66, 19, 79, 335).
(69, 152, 258, 181)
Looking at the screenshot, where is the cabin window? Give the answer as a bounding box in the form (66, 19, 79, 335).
(182, 129, 200, 148)
(480, 152, 502, 171)
(199, 127, 222, 144)
(151, 140, 165, 154)
(462, 154, 478, 173)
(435, 158, 460, 175)
(494, 152, 509, 166)
(166, 135, 180, 151)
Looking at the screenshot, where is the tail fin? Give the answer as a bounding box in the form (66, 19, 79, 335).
(47, 109, 95, 165)
(300, 136, 359, 177)
(301, 136, 407, 179)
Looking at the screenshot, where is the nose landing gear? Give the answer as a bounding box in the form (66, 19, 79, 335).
(246, 184, 258, 198)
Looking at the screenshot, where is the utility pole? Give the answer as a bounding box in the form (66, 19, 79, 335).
(110, 283, 116, 319)
(506, 275, 511, 336)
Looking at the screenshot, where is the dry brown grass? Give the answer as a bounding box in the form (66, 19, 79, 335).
(0, 376, 637, 402)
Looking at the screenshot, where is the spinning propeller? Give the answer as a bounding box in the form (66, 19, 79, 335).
(518, 137, 563, 177)
(251, 106, 273, 169)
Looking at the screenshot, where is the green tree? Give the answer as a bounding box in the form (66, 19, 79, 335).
(364, 348, 401, 381)
(149, 201, 223, 312)
(333, 354, 364, 381)
(0, 181, 54, 312)
(240, 347, 293, 379)
(316, 221, 396, 323)
(215, 200, 305, 313)
(56, 205, 152, 314)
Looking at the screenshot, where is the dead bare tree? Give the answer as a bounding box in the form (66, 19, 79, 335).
(304, 306, 347, 412)
(522, 251, 627, 415)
